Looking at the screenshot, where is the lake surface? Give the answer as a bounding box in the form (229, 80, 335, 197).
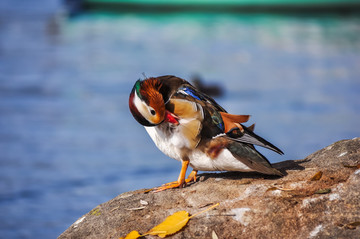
(0, 1, 360, 238)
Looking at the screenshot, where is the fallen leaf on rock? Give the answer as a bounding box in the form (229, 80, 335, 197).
(267, 186, 294, 192)
(125, 206, 146, 211)
(342, 163, 360, 169)
(267, 187, 278, 192)
(314, 188, 331, 194)
(120, 203, 219, 238)
(338, 221, 360, 230)
(310, 171, 323, 181)
(119, 230, 141, 239)
(212, 230, 219, 239)
(146, 211, 190, 238)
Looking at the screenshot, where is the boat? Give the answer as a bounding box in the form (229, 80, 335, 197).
(81, 0, 360, 13)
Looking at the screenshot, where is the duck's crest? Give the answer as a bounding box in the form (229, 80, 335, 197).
(140, 78, 162, 99)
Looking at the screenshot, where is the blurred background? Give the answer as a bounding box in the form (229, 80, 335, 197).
(0, 0, 360, 237)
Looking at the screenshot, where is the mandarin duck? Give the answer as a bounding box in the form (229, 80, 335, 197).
(129, 75, 283, 191)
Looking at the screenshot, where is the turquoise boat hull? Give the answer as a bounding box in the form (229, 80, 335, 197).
(83, 0, 360, 12)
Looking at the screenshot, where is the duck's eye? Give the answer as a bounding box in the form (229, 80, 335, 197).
(150, 109, 156, 116)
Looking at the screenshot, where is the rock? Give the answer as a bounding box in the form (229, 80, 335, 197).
(58, 138, 360, 239)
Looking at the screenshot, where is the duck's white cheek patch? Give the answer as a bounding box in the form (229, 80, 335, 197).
(133, 92, 150, 119)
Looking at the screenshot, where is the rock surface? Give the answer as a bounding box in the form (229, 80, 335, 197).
(59, 138, 360, 239)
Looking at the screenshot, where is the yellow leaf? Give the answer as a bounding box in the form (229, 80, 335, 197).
(120, 230, 141, 239)
(146, 211, 189, 238)
(310, 171, 323, 181)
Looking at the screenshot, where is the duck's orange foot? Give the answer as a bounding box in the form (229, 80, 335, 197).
(153, 181, 185, 192)
(153, 170, 198, 193)
(186, 170, 197, 184)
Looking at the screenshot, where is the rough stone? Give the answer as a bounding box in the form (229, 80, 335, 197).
(59, 138, 360, 239)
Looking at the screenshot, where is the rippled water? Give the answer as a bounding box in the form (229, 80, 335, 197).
(1, 1, 360, 238)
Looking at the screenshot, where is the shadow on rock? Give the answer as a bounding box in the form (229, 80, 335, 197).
(198, 159, 306, 182)
(198, 171, 281, 182)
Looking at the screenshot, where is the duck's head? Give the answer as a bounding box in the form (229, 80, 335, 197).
(129, 78, 166, 126)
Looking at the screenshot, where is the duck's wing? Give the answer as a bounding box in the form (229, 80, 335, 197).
(225, 123, 284, 155)
(157, 75, 226, 113)
(226, 139, 284, 176)
(169, 84, 227, 116)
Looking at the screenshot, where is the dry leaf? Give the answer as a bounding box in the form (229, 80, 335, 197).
(267, 186, 294, 192)
(267, 187, 278, 192)
(212, 230, 219, 239)
(344, 221, 360, 230)
(126, 206, 146, 211)
(146, 211, 189, 238)
(310, 171, 323, 181)
(120, 203, 219, 239)
(337, 221, 360, 230)
(342, 163, 360, 169)
(145, 203, 219, 238)
(120, 230, 141, 239)
(314, 188, 331, 194)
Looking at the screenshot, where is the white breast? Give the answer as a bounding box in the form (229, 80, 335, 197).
(145, 126, 184, 162)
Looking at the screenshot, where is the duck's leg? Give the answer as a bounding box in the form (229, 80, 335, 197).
(154, 160, 189, 192)
(185, 170, 197, 184)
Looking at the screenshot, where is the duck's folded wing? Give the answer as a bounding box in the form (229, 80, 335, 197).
(175, 84, 227, 112)
(226, 124, 284, 155)
(226, 140, 284, 176)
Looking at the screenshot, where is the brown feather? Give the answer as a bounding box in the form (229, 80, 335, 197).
(220, 112, 250, 133)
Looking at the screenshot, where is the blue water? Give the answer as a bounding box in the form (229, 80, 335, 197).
(1, 1, 360, 238)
